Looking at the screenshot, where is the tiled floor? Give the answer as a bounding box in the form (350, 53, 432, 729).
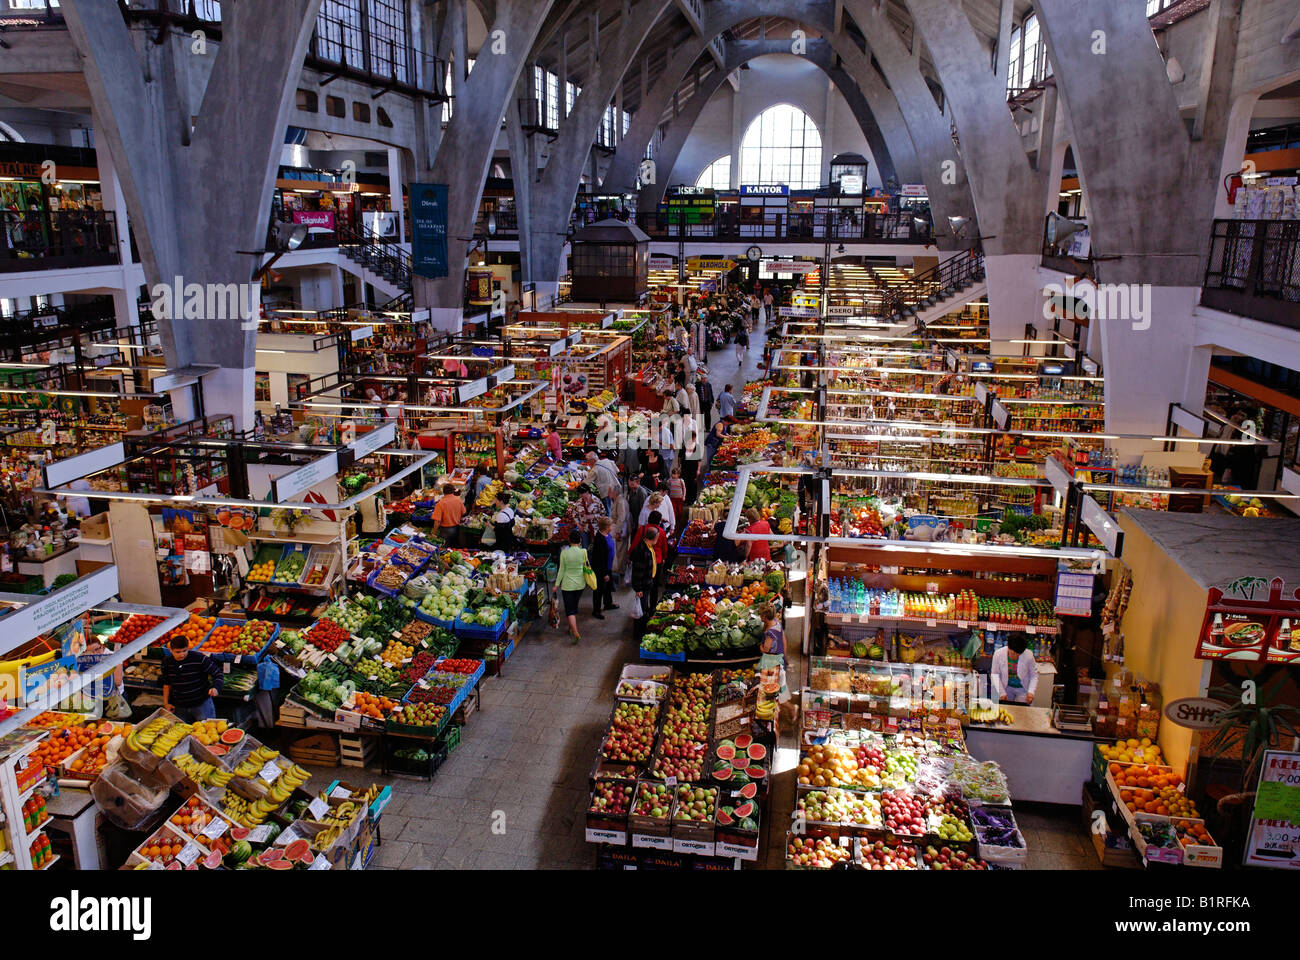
(292, 323, 1110, 870)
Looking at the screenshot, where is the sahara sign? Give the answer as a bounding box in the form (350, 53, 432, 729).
(1162, 697, 1230, 731)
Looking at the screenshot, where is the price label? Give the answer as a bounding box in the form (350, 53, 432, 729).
(330, 786, 352, 799)
(926, 619, 937, 628)
(205, 817, 228, 840)
(858, 613, 869, 625)
(247, 823, 273, 843)
(176, 842, 204, 866)
(309, 853, 331, 870)
(308, 797, 330, 820)
(663, 777, 677, 787)
(274, 826, 299, 847)
(957, 621, 968, 629)
(1102, 622, 1115, 635)
(223, 662, 231, 674)
(1026, 626, 1037, 635)
(259, 761, 282, 784)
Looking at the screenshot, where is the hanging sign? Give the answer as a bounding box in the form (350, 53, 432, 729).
(741, 184, 789, 197)
(0, 566, 120, 657)
(779, 306, 819, 318)
(410, 183, 449, 279)
(764, 261, 818, 275)
(490, 365, 516, 388)
(349, 422, 395, 460)
(649, 256, 674, 270)
(43, 442, 125, 489)
(457, 378, 489, 403)
(990, 399, 1009, 430)
(271, 452, 338, 503)
(1195, 577, 1300, 663)
(826, 306, 856, 317)
(350, 326, 374, 342)
(1163, 697, 1230, 730)
(1043, 457, 1072, 497)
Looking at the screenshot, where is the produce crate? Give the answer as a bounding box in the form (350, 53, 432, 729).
(286, 731, 340, 767)
(298, 546, 339, 590)
(246, 544, 287, 583)
(453, 609, 510, 642)
(199, 617, 280, 663)
(639, 646, 686, 663)
(385, 712, 450, 739)
(338, 733, 380, 769)
(1129, 813, 1184, 866)
(367, 563, 414, 598)
(585, 803, 630, 846)
(384, 739, 447, 780)
(715, 805, 761, 861)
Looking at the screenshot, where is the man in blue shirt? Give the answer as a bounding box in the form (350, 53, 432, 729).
(718, 384, 737, 420)
(161, 635, 223, 721)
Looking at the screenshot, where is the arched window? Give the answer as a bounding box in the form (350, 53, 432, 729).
(739, 104, 822, 189)
(696, 156, 731, 190)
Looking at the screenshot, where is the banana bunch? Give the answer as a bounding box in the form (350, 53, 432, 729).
(997, 708, 1014, 725)
(311, 824, 343, 852)
(232, 745, 281, 778)
(126, 716, 173, 752)
(219, 790, 278, 827)
(266, 764, 311, 803)
(756, 700, 778, 721)
(174, 753, 235, 789)
(476, 480, 504, 509)
(148, 722, 193, 757)
(349, 784, 381, 805)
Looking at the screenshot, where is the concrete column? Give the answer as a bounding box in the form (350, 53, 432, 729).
(387, 146, 406, 243)
(92, 117, 141, 338)
(1213, 93, 1259, 220)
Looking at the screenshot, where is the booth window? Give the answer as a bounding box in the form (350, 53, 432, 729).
(353, 102, 370, 123)
(739, 104, 822, 190)
(296, 89, 318, 113)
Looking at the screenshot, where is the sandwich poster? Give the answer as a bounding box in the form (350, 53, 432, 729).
(1194, 577, 1300, 663)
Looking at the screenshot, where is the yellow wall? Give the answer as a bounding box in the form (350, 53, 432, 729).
(1116, 516, 1212, 773)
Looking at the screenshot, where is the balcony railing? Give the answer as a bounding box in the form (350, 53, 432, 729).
(473, 210, 519, 238)
(1202, 219, 1300, 331)
(0, 210, 120, 273)
(633, 210, 932, 243)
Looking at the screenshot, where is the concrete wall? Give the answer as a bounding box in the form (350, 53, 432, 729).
(667, 54, 881, 190)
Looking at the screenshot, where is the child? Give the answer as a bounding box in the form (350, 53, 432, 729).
(667, 466, 687, 525)
(162, 634, 223, 722)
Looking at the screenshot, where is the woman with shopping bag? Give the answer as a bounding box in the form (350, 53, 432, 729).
(630, 527, 659, 634)
(757, 602, 793, 724)
(556, 530, 595, 644)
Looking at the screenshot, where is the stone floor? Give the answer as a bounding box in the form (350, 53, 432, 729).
(294, 321, 1107, 870)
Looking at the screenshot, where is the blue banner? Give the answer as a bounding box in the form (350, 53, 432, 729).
(410, 182, 449, 279)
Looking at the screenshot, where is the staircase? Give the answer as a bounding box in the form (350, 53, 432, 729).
(880, 252, 987, 329)
(338, 225, 413, 303)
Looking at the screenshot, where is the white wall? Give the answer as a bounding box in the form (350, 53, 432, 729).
(668, 54, 882, 190)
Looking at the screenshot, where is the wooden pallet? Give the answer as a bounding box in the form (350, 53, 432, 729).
(339, 732, 380, 769)
(286, 731, 340, 766)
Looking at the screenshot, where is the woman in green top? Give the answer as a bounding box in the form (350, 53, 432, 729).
(556, 529, 591, 644)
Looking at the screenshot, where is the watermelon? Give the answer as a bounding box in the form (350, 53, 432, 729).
(731, 756, 748, 769)
(284, 839, 311, 863)
(746, 765, 766, 779)
(98, 722, 116, 735)
(746, 743, 767, 761)
(714, 767, 733, 781)
(715, 742, 736, 761)
(228, 840, 253, 865)
(221, 728, 245, 745)
(713, 759, 732, 772)
(734, 734, 753, 749)
(261, 847, 283, 861)
(208, 745, 228, 756)
(230, 826, 250, 841)
(734, 801, 756, 818)
(716, 809, 735, 826)
(737, 782, 758, 799)
(265, 858, 294, 870)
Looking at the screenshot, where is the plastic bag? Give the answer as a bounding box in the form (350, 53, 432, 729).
(632, 594, 644, 619)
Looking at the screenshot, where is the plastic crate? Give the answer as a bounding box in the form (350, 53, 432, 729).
(453, 610, 509, 642)
(198, 617, 280, 663)
(440, 725, 461, 754)
(640, 647, 687, 662)
(246, 544, 287, 583)
(413, 607, 459, 631)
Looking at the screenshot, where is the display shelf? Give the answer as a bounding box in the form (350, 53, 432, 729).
(37, 854, 59, 870)
(824, 612, 1059, 635)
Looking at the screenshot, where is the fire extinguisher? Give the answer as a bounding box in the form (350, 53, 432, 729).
(1224, 168, 1245, 206)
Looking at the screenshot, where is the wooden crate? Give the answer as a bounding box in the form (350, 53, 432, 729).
(339, 733, 380, 769)
(287, 732, 340, 766)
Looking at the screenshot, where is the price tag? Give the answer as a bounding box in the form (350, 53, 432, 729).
(392, 631, 403, 639)
(330, 785, 352, 799)
(858, 613, 869, 625)
(259, 761, 282, 784)
(926, 619, 937, 628)
(205, 817, 228, 840)
(274, 826, 299, 847)
(147, 859, 165, 870)
(247, 823, 273, 843)
(367, 675, 378, 682)
(223, 661, 231, 674)
(1102, 622, 1115, 635)
(309, 853, 331, 870)
(176, 842, 203, 866)
(663, 776, 677, 787)
(308, 797, 330, 820)
(957, 621, 968, 629)
(1026, 625, 1037, 635)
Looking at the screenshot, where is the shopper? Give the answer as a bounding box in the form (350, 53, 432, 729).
(658, 415, 677, 475)
(610, 484, 630, 578)
(763, 288, 774, 328)
(463, 464, 491, 506)
(574, 483, 606, 548)
(744, 508, 774, 562)
(555, 530, 591, 644)
(718, 383, 737, 421)
(667, 467, 687, 523)
(491, 491, 518, 551)
(735, 326, 749, 365)
(590, 516, 617, 618)
(758, 602, 793, 722)
(545, 419, 563, 461)
(162, 634, 223, 722)
(641, 449, 665, 491)
(584, 449, 620, 514)
(641, 491, 675, 537)
(704, 416, 733, 476)
(991, 635, 1039, 705)
(712, 514, 749, 563)
(431, 483, 466, 544)
(626, 473, 648, 533)
(630, 526, 659, 633)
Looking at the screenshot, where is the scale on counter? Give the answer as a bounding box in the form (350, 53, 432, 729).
(1052, 705, 1093, 733)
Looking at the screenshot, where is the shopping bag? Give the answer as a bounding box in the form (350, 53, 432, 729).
(631, 594, 644, 619)
(583, 563, 598, 591)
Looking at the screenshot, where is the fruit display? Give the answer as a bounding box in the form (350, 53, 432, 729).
(1097, 738, 1163, 765)
(169, 795, 227, 841)
(30, 722, 102, 771)
(589, 780, 634, 816)
(391, 702, 448, 730)
(920, 843, 986, 870)
(247, 552, 279, 582)
(320, 599, 371, 634)
(401, 651, 437, 683)
(787, 834, 852, 869)
(354, 658, 402, 688)
(857, 838, 920, 870)
(127, 717, 193, 757)
(213, 620, 277, 656)
(616, 678, 667, 701)
(1171, 818, 1216, 849)
(632, 782, 673, 820)
(797, 742, 878, 790)
(949, 756, 1010, 804)
(271, 550, 307, 583)
(416, 571, 474, 621)
(160, 614, 215, 649)
(970, 805, 1023, 850)
(651, 674, 711, 780)
(174, 753, 235, 790)
(294, 667, 355, 714)
(113, 614, 166, 647)
(134, 827, 191, 867)
(797, 788, 882, 827)
(379, 639, 415, 665)
(301, 619, 351, 655)
(187, 719, 230, 746)
(344, 691, 399, 720)
(672, 784, 717, 822)
(880, 790, 928, 836)
(603, 702, 659, 763)
(63, 729, 118, 780)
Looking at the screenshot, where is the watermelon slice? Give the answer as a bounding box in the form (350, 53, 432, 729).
(261, 847, 283, 861)
(208, 744, 228, 756)
(737, 782, 758, 799)
(265, 858, 294, 870)
(716, 809, 735, 826)
(284, 839, 311, 863)
(734, 734, 753, 749)
(716, 743, 736, 761)
(98, 722, 116, 735)
(746, 743, 767, 761)
(731, 756, 748, 769)
(746, 765, 766, 779)
(230, 826, 251, 841)
(221, 728, 245, 745)
(734, 801, 756, 818)
(714, 767, 733, 781)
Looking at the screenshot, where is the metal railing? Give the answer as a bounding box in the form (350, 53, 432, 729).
(337, 223, 412, 293)
(633, 210, 933, 243)
(473, 209, 519, 237)
(0, 210, 119, 272)
(880, 251, 986, 323)
(1202, 219, 1300, 331)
